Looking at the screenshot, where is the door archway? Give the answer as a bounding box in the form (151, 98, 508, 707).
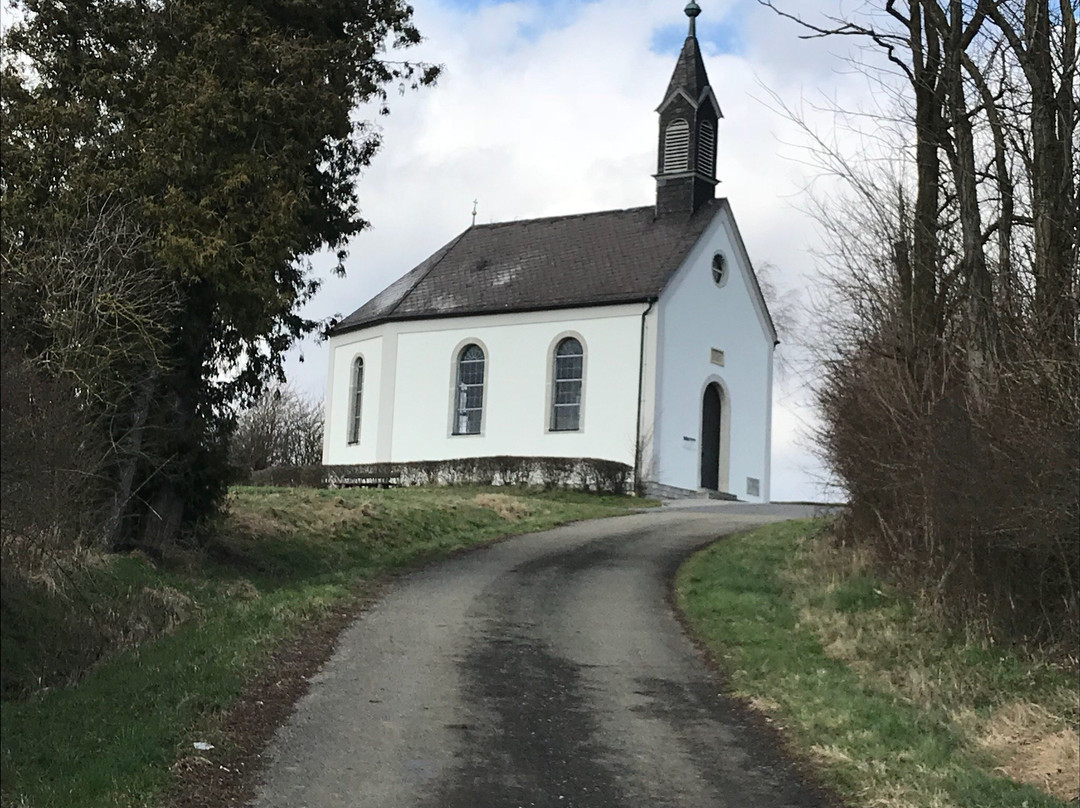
(700, 383, 722, 490)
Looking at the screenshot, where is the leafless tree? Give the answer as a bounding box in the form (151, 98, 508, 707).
(764, 0, 1079, 648)
(1, 196, 180, 548)
(229, 386, 324, 478)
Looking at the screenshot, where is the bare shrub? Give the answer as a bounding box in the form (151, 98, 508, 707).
(767, 0, 1078, 652)
(817, 322, 1079, 647)
(0, 354, 201, 695)
(249, 464, 327, 488)
(229, 386, 324, 479)
(2, 197, 182, 549)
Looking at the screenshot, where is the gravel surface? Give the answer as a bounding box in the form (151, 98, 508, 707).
(251, 503, 836, 808)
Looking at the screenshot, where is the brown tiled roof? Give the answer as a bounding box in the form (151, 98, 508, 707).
(331, 201, 722, 335)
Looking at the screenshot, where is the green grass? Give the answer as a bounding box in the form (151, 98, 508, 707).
(1, 485, 646, 808)
(675, 520, 1078, 808)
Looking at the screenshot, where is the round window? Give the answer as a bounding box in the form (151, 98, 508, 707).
(711, 253, 728, 286)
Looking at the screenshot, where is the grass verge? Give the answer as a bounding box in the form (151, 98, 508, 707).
(1, 486, 647, 808)
(675, 519, 1079, 808)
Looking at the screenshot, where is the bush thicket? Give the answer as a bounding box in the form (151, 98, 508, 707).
(773, 0, 1078, 649)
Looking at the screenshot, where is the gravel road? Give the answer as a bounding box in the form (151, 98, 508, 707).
(252, 502, 834, 808)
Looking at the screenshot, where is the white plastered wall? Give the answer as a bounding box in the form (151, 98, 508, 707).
(322, 333, 384, 465)
(323, 304, 647, 468)
(651, 204, 774, 502)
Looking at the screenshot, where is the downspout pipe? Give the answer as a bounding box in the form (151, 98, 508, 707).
(634, 297, 657, 494)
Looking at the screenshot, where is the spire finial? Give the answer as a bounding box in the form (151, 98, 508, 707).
(685, 1, 701, 37)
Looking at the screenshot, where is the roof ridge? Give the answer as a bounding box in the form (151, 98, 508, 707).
(471, 205, 654, 230)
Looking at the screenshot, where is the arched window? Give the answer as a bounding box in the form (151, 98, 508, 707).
(453, 343, 485, 435)
(697, 119, 716, 177)
(663, 119, 690, 172)
(347, 356, 363, 445)
(551, 337, 584, 431)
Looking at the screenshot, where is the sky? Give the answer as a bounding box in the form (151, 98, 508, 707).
(281, 0, 899, 502)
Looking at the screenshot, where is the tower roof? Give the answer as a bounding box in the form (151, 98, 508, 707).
(663, 33, 710, 104)
(657, 4, 722, 117)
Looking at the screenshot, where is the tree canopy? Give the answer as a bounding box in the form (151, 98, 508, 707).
(1, 0, 439, 548)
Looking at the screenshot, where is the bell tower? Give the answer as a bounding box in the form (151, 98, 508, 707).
(655, 1, 723, 217)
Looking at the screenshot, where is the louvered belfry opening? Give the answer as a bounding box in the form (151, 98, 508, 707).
(655, 4, 722, 217)
(663, 119, 691, 173)
(696, 119, 716, 177)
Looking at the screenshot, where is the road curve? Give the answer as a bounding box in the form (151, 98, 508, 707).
(252, 503, 831, 808)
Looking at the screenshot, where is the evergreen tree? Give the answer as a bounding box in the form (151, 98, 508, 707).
(1, 0, 439, 548)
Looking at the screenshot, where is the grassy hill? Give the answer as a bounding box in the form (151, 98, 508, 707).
(1, 485, 646, 808)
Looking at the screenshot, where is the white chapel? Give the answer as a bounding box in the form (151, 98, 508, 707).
(322, 3, 777, 501)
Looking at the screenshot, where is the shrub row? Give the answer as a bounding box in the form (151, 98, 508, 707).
(250, 456, 634, 495)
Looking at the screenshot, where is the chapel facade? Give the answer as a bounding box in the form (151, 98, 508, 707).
(321, 3, 777, 501)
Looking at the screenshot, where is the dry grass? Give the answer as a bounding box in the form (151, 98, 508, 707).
(1, 530, 112, 596)
(473, 493, 533, 521)
(978, 702, 1079, 801)
(221, 579, 260, 602)
(864, 785, 958, 808)
(784, 529, 1080, 804)
(225, 509, 290, 540)
(224, 488, 380, 540)
(748, 695, 783, 715)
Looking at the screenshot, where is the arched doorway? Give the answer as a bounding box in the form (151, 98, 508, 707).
(700, 383, 722, 490)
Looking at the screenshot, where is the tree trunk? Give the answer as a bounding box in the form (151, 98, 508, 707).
(908, 0, 946, 376)
(962, 50, 1015, 347)
(141, 482, 187, 557)
(138, 285, 214, 550)
(988, 0, 1078, 355)
(935, 0, 993, 394)
(104, 372, 157, 548)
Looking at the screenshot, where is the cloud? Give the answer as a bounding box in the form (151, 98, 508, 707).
(283, 0, 889, 501)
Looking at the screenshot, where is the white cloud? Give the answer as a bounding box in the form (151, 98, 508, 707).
(284, 0, 893, 502)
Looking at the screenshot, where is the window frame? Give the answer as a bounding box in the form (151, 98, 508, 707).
(546, 332, 587, 433)
(449, 340, 488, 437)
(347, 354, 364, 445)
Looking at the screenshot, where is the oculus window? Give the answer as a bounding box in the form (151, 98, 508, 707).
(347, 357, 363, 444)
(454, 344, 485, 435)
(711, 252, 728, 287)
(551, 337, 584, 431)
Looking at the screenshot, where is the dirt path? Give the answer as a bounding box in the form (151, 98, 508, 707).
(247, 503, 836, 807)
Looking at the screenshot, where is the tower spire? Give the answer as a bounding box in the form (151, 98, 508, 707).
(654, 2, 723, 217)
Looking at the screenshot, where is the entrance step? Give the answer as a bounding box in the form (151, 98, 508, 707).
(701, 489, 738, 501)
(643, 481, 738, 501)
